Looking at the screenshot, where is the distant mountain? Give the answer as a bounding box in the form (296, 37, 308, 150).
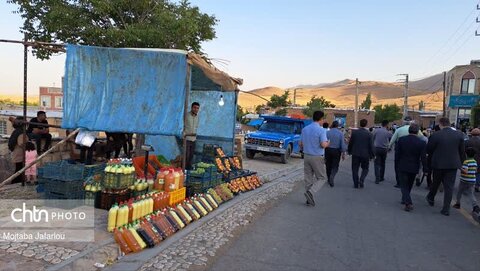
(409, 73, 444, 91)
(238, 74, 444, 112)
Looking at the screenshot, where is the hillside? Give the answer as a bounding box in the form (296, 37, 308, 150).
(238, 75, 444, 112)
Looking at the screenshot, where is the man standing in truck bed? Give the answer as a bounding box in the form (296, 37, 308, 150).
(300, 110, 330, 206)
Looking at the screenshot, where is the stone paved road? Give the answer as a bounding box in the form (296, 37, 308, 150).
(209, 155, 480, 271)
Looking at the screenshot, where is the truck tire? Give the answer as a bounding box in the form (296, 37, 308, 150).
(246, 149, 256, 159)
(281, 145, 292, 164)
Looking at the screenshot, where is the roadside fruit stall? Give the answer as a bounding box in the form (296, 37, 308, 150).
(51, 44, 247, 256)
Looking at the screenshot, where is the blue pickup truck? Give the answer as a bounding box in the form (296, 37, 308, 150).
(244, 115, 312, 164)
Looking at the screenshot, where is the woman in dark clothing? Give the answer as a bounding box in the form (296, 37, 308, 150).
(8, 116, 26, 185)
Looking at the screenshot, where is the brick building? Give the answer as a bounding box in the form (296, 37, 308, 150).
(39, 86, 63, 111)
(445, 60, 480, 128)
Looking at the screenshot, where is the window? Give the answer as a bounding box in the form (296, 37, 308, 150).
(0, 121, 7, 135)
(40, 96, 51, 108)
(458, 108, 471, 119)
(460, 71, 476, 94)
(55, 96, 63, 108)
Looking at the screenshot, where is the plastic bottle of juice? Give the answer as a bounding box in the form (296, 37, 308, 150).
(173, 169, 181, 191)
(147, 196, 154, 215)
(132, 200, 138, 221)
(149, 216, 167, 240)
(127, 200, 134, 224)
(116, 203, 127, 228)
(176, 204, 192, 223)
(120, 227, 142, 253)
(128, 224, 147, 249)
(135, 222, 155, 248)
(184, 201, 201, 220)
(168, 208, 185, 229)
(181, 202, 198, 221)
(164, 170, 175, 192)
(178, 169, 185, 189)
(113, 228, 132, 254)
(107, 203, 119, 232)
(199, 195, 213, 212)
(156, 170, 166, 191)
(141, 220, 161, 245)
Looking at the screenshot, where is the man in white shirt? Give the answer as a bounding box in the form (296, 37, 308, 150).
(185, 102, 200, 169)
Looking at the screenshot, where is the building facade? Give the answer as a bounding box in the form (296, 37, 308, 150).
(446, 60, 480, 128)
(39, 87, 63, 111)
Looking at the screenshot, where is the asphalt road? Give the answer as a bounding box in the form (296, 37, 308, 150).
(209, 154, 480, 271)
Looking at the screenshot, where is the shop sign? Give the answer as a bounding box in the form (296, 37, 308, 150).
(448, 95, 480, 107)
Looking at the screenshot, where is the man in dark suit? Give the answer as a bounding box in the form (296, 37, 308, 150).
(396, 124, 427, 211)
(426, 117, 466, 216)
(348, 119, 374, 188)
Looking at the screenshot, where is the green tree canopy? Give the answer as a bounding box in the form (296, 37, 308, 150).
(267, 91, 291, 109)
(274, 108, 288, 116)
(9, 0, 218, 59)
(255, 104, 265, 114)
(303, 95, 335, 117)
(361, 93, 372, 110)
(373, 104, 402, 124)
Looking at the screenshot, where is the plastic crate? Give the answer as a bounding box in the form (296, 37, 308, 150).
(44, 178, 85, 195)
(168, 187, 186, 207)
(84, 164, 106, 178)
(84, 191, 101, 208)
(99, 190, 131, 210)
(103, 172, 135, 189)
(42, 161, 65, 179)
(46, 190, 85, 200)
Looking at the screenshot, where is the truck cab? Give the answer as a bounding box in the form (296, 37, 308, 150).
(244, 115, 312, 164)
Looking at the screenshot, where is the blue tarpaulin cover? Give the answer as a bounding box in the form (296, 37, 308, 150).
(62, 45, 187, 136)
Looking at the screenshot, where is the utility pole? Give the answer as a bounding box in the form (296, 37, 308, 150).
(442, 71, 447, 117)
(397, 74, 409, 118)
(354, 78, 359, 128)
(476, 3, 480, 36)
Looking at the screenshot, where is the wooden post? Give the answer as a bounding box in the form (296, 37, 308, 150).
(182, 64, 192, 171)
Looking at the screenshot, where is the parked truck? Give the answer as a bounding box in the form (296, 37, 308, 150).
(244, 115, 312, 164)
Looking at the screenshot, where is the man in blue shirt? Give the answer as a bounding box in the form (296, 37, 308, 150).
(326, 121, 347, 187)
(300, 111, 330, 206)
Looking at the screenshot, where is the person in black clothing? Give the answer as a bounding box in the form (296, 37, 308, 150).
(106, 132, 126, 159)
(123, 133, 134, 158)
(396, 124, 427, 211)
(27, 111, 52, 154)
(348, 119, 375, 188)
(426, 117, 466, 216)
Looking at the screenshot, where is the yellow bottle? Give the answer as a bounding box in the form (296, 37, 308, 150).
(141, 197, 147, 218)
(147, 197, 154, 215)
(116, 204, 127, 228)
(205, 194, 218, 208)
(132, 201, 138, 221)
(129, 225, 146, 249)
(177, 205, 192, 223)
(169, 209, 185, 229)
(185, 202, 201, 220)
(107, 203, 119, 232)
(199, 196, 213, 212)
(193, 199, 208, 216)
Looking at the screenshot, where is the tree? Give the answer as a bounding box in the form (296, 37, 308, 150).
(236, 105, 249, 124)
(267, 91, 291, 109)
(361, 93, 372, 110)
(274, 108, 287, 116)
(418, 100, 425, 111)
(373, 104, 402, 124)
(303, 95, 336, 117)
(255, 104, 265, 114)
(9, 0, 218, 59)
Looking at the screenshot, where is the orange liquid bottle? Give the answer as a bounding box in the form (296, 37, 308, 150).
(127, 200, 133, 224)
(178, 169, 185, 189)
(164, 170, 175, 192)
(120, 227, 142, 253)
(113, 228, 132, 254)
(141, 220, 161, 245)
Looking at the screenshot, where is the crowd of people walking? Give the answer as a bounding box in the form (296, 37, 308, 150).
(300, 110, 480, 222)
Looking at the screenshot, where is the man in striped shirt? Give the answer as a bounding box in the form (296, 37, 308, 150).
(453, 147, 480, 221)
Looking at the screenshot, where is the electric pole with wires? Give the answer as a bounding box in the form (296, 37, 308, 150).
(476, 2, 480, 36)
(397, 74, 409, 118)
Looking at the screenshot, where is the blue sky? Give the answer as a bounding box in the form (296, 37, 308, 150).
(0, 0, 479, 95)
